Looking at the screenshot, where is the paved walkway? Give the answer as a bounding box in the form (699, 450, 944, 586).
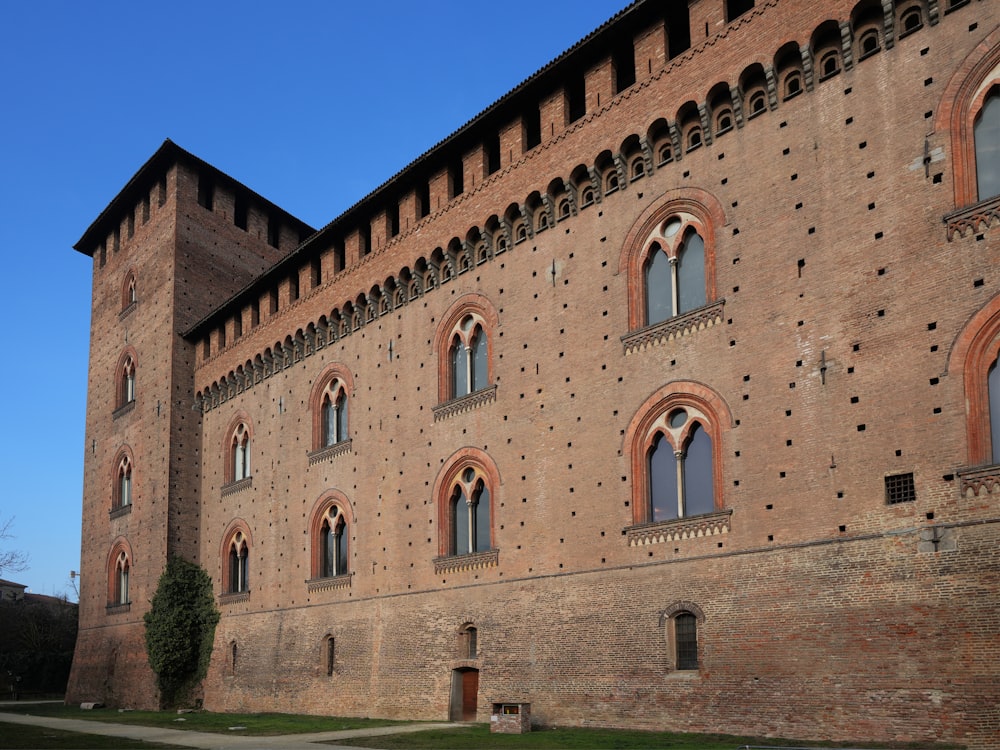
(0, 703, 461, 750)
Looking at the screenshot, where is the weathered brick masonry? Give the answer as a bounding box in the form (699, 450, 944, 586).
(69, 1, 1000, 747)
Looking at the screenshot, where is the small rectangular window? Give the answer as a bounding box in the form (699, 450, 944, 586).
(726, 0, 755, 22)
(675, 614, 698, 670)
(567, 76, 585, 123)
(449, 163, 464, 199)
(234, 194, 248, 230)
(885, 472, 916, 505)
(267, 216, 280, 248)
(311, 257, 322, 289)
(524, 107, 542, 150)
(613, 44, 636, 93)
(198, 175, 214, 210)
(486, 135, 501, 175)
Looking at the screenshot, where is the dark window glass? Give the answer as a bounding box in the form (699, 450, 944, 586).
(649, 432, 679, 522)
(975, 90, 1000, 201)
(453, 487, 470, 555)
(471, 327, 488, 391)
(474, 484, 491, 553)
(677, 231, 706, 313)
(990, 359, 1000, 464)
(451, 338, 468, 398)
(675, 613, 698, 669)
(645, 245, 672, 325)
(684, 424, 714, 516)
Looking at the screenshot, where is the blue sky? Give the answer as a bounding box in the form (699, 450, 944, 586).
(0, 1, 625, 598)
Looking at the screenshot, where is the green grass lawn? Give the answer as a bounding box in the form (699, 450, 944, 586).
(0, 704, 963, 750)
(0, 702, 404, 735)
(324, 723, 963, 750)
(0, 720, 180, 749)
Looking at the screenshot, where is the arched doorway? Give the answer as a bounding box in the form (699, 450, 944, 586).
(449, 667, 479, 721)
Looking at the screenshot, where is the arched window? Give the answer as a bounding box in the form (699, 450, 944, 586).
(319, 505, 348, 578)
(662, 602, 705, 672)
(975, 87, 1000, 202)
(643, 222, 707, 325)
(106, 539, 133, 609)
(226, 529, 249, 594)
(674, 612, 698, 669)
(621, 189, 723, 335)
(122, 270, 137, 311)
(625, 382, 731, 529)
(309, 365, 354, 456)
(990, 358, 1000, 464)
(686, 126, 702, 151)
(605, 169, 620, 193)
(939, 29, 1000, 209)
(308, 490, 353, 584)
(114, 550, 130, 605)
(715, 108, 734, 134)
(231, 423, 251, 482)
(949, 292, 1000, 466)
(114, 452, 132, 510)
(449, 467, 492, 556)
(434, 295, 498, 409)
(783, 73, 802, 100)
(898, 5, 923, 36)
(819, 50, 840, 79)
(461, 624, 478, 659)
(449, 317, 488, 399)
(648, 411, 714, 521)
(322, 381, 348, 447)
(116, 353, 136, 409)
(434, 448, 500, 564)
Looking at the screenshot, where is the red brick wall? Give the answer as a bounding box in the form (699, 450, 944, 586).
(71, 1, 1000, 746)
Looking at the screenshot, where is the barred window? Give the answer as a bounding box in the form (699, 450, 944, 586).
(884, 472, 916, 505)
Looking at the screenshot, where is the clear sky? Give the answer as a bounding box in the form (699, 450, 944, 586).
(0, 0, 626, 598)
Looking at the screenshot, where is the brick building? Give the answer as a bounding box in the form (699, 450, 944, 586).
(67, 1, 1000, 746)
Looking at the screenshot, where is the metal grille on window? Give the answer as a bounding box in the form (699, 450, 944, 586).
(884, 472, 916, 505)
(675, 613, 698, 670)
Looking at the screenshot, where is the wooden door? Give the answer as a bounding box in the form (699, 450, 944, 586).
(461, 669, 478, 720)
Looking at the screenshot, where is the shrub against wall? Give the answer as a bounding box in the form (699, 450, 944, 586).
(143, 557, 219, 707)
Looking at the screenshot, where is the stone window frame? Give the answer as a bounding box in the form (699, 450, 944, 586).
(433, 294, 499, 412)
(948, 292, 1000, 468)
(106, 537, 132, 611)
(619, 188, 724, 335)
(220, 519, 252, 597)
(111, 446, 134, 516)
(433, 447, 500, 566)
(937, 27, 1000, 210)
(661, 601, 705, 672)
(308, 363, 354, 460)
(114, 348, 138, 412)
(459, 622, 478, 660)
(120, 268, 137, 316)
(223, 413, 253, 487)
(623, 381, 732, 530)
(306, 489, 354, 586)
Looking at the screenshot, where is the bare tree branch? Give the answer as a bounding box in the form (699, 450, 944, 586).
(0, 517, 29, 577)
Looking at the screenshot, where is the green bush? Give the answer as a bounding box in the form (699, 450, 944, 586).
(143, 557, 219, 708)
